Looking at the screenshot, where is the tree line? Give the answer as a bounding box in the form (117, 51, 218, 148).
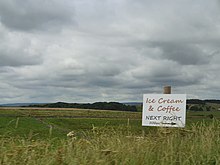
(187, 99, 220, 105)
(28, 102, 137, 112)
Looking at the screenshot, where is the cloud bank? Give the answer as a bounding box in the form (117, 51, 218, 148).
(0, 0, 220, 103)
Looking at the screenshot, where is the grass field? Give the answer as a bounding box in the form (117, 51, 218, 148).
(1, 107, 220, 164)
(0, 108, 142, 139)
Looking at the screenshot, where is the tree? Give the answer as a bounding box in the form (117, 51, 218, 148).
(190, 105, 203, 111)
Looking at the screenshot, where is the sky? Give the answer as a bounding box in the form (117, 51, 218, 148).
(0, 0, 220, 103)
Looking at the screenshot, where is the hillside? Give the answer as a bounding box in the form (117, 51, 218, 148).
(27, 101, 137, 112)
(187, 99, 220, 105)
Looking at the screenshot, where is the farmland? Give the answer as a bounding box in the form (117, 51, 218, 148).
(1, 107, 220, 164)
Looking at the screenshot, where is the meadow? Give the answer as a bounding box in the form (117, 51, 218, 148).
(0, 107, 220, 164)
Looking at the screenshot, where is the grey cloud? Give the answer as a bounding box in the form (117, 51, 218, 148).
(0, 0, 75, 31)
(0, 38, 42, 67)
(130, 58, 206, 91)
(1, 0, 220, 103)
(0, 53, 41, 67)
(154, 42, 211, 65)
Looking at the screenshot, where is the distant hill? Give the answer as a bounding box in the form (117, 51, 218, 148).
(27, 102, 137, 112)
(0, 103, 48, 107)
(186, 99, 206, 105)
(1, 99, 220, 111)
(187, 99, 220, 105)
(205, 100, 220, 104)
(123, 102, 142, 106)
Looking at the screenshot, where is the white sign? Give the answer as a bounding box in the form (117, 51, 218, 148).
(142, 94, 186, 127)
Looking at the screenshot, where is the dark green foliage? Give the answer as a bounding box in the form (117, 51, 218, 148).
(206, 106, 211, 111)
(187, 99, 220, 105)
(190, 105, 203, 111)
(205, 100, 220, 104)
(187, 99, 206, 105)
(207, 114, 214, 119)
(199, 107, 204, 111)
(28, 102, 137, 112)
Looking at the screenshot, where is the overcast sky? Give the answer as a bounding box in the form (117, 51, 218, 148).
(1, 0, 220, 103)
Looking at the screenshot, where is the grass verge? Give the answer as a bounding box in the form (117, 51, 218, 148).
(1, 119, 220, 164)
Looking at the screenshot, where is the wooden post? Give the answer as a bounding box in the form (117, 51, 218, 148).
(163, 86, 171, 94)
(164, 86, 171, 129)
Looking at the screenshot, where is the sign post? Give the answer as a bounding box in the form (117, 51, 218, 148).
(163, 86, 171, 94)
(142, 87, 186, 127)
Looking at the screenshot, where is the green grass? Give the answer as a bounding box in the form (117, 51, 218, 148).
(1, 120, 220, 164)
(187, 110, 220, 117)
(0, 117, 65, 139)
(0, 107, 143, 139)
(1, 108, 220, 139)
(1, 107, 220, 164)
(0, 116, 144, 139)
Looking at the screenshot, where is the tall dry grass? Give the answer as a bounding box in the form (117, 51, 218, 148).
(1, 120, 220, 165)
